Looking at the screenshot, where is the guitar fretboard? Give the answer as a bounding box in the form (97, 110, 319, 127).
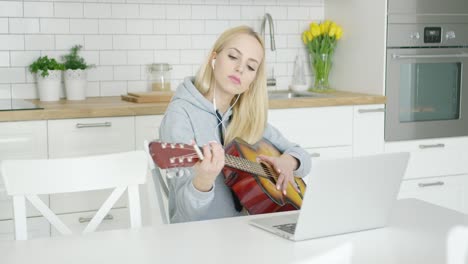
(225, 154, 274, 179)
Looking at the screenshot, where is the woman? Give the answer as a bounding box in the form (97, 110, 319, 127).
(159, 26, 311, 223)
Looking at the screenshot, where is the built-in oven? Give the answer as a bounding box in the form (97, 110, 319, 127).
(385, 3, 468, 141)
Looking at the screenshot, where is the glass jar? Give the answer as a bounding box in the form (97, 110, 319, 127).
(148, 63, 172, 91)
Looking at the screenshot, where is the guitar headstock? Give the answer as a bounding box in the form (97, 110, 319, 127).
(148, 141, 202, 169)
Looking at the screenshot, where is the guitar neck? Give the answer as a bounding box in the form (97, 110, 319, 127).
(224, 154, 271, 179)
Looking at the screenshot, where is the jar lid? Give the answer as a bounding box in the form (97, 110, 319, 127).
(149, 63, 172, 72)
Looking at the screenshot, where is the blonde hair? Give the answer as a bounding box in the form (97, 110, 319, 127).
(194, 26, 268, 145)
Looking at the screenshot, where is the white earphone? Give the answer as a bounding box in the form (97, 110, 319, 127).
(211, 59, 216, 69)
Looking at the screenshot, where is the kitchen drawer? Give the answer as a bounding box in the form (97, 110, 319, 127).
(268, 106, 353, 149)
(47, 117, 135, 158)
(135, 115, 163, 150)
(398, 174, 467, 214)
(0, 216, 50, 240)
(50, 189, 127, 215)
(0, 186, 49, 220)
(51, 208, 130, 236)
(303, 146, 353, 182)
(352, 104, 384, 156)
(385, 137, 468, 179)
(0, 120, 48, 160)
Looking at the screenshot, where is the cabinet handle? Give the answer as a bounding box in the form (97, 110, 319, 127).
(419, 143, 445, 149)
(358, 108, 385, 114)
(418, 181, 445, 188)
(309, 153, 320, 158)
(78, 214, 114, 223)
(76, 122, 112, 128)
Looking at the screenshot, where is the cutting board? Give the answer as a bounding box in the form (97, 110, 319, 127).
(121, 91, 173, 103)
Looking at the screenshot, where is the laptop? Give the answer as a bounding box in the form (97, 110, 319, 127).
(249, 152, 410, 241)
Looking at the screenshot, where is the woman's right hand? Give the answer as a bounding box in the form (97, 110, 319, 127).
(192, 141, 225, 192)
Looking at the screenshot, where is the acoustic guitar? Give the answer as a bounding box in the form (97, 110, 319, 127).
(149, 137, 307, 215)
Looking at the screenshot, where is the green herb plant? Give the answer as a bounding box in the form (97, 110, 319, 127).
(62, 45, 94, 70)
(29, 56, 65, 77)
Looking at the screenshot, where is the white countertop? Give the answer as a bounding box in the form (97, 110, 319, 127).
(1, 199, 467, 264)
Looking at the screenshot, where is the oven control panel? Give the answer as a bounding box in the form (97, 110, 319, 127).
(424, 27, 442, 43)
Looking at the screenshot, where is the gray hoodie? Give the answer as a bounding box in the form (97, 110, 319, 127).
(159, 77, 311, 223)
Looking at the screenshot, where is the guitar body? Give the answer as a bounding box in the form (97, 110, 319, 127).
(223, 138, 307, 215)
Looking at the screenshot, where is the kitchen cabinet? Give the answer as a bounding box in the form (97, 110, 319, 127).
(135, 115, 164, 150)
(398, 174, 468, 214)
(0, 216, 50, 240)
(352, 104, 385, 156)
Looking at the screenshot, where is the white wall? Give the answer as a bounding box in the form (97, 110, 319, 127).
(325, 0, 387, 95)
(0, 0, 324, 100)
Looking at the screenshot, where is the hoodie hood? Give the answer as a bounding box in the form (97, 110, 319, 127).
(172, 77, 233, 119)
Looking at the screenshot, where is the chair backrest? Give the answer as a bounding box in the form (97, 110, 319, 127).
(143, 140, 170, 225)
(0, 151, 148, 240)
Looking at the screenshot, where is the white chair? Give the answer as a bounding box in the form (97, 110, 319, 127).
(0, 151, 148, 240)
(143, 140, 170, 225)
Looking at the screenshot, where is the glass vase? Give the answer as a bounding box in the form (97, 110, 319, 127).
(310, 53, 333, 92)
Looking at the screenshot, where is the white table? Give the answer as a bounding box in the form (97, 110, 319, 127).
(1, 199, 467, 264)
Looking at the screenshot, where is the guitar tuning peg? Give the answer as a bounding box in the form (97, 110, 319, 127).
(179, 143, 184, 148)
(161, 143, 167, 149)
(169, 157, 175, 164)
(178, 157, 184, 163)
(188, 157, 193, 162)
(170, 143, 175, 149)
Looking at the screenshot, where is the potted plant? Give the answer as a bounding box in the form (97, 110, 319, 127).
(62, 45, 93, 101)
(29, 56, 65, 102)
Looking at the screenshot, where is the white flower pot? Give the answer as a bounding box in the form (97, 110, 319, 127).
(36, 70, 62, 102)
(64, 69, 87, 101)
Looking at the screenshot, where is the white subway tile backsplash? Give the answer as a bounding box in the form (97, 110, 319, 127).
(0, 18, 7, 33)
(85, 35, 113, 50)
(111, 4, 139, 19)
(153, 20, 179, 34)
(10, 51, 41, 67)
(24, 2, 54, 18)
(179, 20, 205, 35)
(40, 18, 70, 34)
(166, 5, 191, 19)
(56, 35, 84, 50)
(99, 19, 126, 34)
(0, 35, 24, 50)
(127, 20, 153, 35)
(25, 35, 54, 50)
(100, 51, 127, 65)
(54, 3, 83, 18)
(180, 50, 206, 65)
(217, 6, 241, 20)
(100, 81, 127, 96)
(70, 19, 99, 34)
(139, 4, 166, 19)
(113, 35, 140, 50)
(88, 66, 114, 81)
(84, 3, 112, 18)
(0, 1, 23, 17)
(192, 6, 217, 20)
(127, 50, 154, 65)
(140, 35, 166, 49)
(0, 68, 25, 84)
(11, 83, 38, 99)
(9, 18, 40, 34)
(0, 0, 323, 99)
(0, 52, 10, 67)
(0, 84, 11, 98)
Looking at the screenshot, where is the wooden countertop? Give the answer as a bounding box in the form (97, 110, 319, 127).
(0, 90, 385, 122)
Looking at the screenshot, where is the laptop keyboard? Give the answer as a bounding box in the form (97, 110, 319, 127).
(273, 223, 296, 234)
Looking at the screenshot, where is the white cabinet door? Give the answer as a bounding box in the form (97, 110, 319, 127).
(0, 216, 50, 240)
(47, 117, 135, 158)
(385, 137, 468, 179)
(268, 106, 353, 148)
(398, 174, 467, 214)
(135, 115, 163, 150)
(51, 208, 129, 236)
(303, 146, 353, 183)
(352, 104, 384, 156)
(0, 121, 49, 220)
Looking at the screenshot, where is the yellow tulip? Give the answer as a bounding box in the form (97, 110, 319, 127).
(323, 20, 331, 32)
(329, 24, 337, 37)
(302, 32, 308, 44)
(319, 23, 326, 35)
(336, 27, 343, 40)
(306, 31, 313, 41)
(310, 23, 320, 37)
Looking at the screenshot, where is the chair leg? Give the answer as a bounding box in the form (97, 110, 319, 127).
(128, 185, 142, 228)
(12, 196, 27, 240)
